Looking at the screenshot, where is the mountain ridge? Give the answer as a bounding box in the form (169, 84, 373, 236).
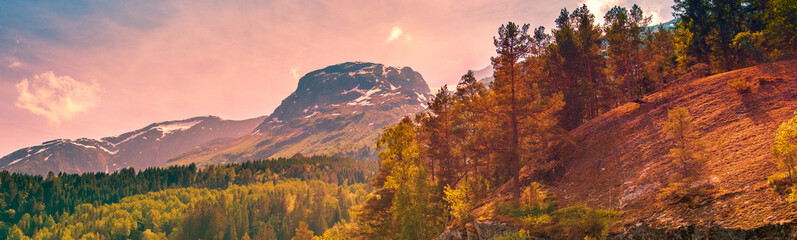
(0, 115, 266, 175)
(167, 61, 432, 166)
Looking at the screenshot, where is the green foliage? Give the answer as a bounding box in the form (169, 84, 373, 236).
(0, 155, 374, 239)
(663, 107, 707, 176)
(492, 187, 617, 240)
(16, 180, 367, 240)
(443, 180, 473, 225)
(550, 205, 617, 240)
(764, 0, 797, 60)
(494, 230, 532, 240)
(494, 184, 558, 228)
(658, 107, 712, 205)
(350, 117, 447, 240)
(770, 109, 797, 202)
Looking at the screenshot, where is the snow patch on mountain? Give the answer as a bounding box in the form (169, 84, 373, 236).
(7, 158, 23, 166)
(114, 131, 147, 146)
(154, 120, 202, 136)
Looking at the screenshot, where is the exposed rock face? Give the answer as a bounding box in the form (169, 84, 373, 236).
(266, 61, 429, 123)
(437, 221, 518, 240)
(166, 62, 433, 166)
(0, 116, 265, 175)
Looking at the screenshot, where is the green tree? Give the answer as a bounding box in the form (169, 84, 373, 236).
(764, 0, 797, 60)
(663, 107, 707, 178)
(604, 5, 650, 102)
(673, 0, 711, 66)
(492, 21, 565, 199)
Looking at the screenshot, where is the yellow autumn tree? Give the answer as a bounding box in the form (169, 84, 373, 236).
(292, 221, 314, 240)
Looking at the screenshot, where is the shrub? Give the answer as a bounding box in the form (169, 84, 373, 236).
(493, 183, 557, 227)
(494, 230, 532, 240)
(520, 182, 547, 206)
(656, 176, 716, 207)
(768, 172, 792, 194)
(492, 183, 617, 239)
(551, 205, 617, 240)
(727, 78, 753, 93)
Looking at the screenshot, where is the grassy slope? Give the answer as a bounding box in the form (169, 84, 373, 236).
(556, 60, 797, 229)
(478, 60, 797, 230)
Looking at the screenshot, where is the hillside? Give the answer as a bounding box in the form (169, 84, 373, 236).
(0, 116, 265, 175)
(475, 60, 797, 232)
(165, 62, 432, 167)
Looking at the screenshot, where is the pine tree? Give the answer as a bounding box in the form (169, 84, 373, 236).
(673, 0, 711, 66)
(492, 22, 531, 199)
(605, 5, 650, 103)
(417, 86, 461, 191)
(663, 107, 707, 179)
(764, 0, 797, 59)
(292, 221, 314, 240)
(492, 22, 565, 199)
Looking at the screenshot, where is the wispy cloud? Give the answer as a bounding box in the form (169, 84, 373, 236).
(15, 72, 100, 124)
(386, 26, 410, 43)
(582, 0, 620, 23)
(4, 57, 23, 68)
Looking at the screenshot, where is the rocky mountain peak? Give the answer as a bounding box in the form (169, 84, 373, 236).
(268, 62, 430, 121)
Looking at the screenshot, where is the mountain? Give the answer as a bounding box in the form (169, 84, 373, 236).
(0, 115, 266, 175)
(472, 65, 494, 82)
(648, 18, 678, 30)
(470, 60, 797, 234)
(166, 62, 432, 167)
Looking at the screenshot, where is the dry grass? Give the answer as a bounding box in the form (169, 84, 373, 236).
(727, 78, 753, 93)
(479, 60, 797, 231)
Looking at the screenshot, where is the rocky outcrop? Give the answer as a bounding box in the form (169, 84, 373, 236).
(437, 221, 518, 240)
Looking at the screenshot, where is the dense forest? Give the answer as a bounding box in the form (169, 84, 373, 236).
(1, 0, 795, 239)
(0, 155, 375, 239)
(339, 0, 797, 239)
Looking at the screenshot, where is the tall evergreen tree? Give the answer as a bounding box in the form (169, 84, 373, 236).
(673, 0, 711, 66)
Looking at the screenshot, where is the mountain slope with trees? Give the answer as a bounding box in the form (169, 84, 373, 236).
(500, 59, 797, 232)
(165, 62, 432, 167)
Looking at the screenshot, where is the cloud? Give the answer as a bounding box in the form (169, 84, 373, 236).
(386, 26, 410, 42)
(291, 67, 300, 82)
(582, 0, 621, 22)
(15, 72, 100, 124)
(4, 57, 22, 68)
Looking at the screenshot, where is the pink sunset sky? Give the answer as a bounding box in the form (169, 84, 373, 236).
(0, 0, 674, 155)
